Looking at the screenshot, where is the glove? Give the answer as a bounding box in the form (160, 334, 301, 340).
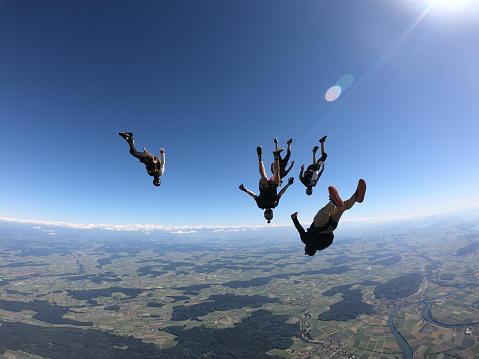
(239, 184, 246, 191)
(288, 177, 294, 185)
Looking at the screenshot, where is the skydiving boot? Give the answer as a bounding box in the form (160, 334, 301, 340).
(119, 132, 133, 140)
(272, 148, 284, 158)
(354, 178, 366, 203)
(257, 146, 262, 161)
(312, 146, 319, 153)
(287, 138, 293, 144)
(328, 186, 344, 207)
(319, 135, 327, 143)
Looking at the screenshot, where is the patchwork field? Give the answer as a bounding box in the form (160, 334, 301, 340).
(0, 218, 478, 358)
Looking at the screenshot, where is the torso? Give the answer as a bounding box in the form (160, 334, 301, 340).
(143, 160, 159, 176)
(304, 229, 334, 251)
(256, 187, 279, 209)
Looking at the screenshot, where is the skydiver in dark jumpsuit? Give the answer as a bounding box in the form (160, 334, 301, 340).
(119, 132, 165, 187)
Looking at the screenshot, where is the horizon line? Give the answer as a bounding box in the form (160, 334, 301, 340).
(1, 203, 478, 233)
(0, 215, 380, 233)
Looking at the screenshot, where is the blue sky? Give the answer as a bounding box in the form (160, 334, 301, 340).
(0, 0, 478, 228)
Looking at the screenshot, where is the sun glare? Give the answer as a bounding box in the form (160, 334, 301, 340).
(432, 0, 469, 7)
(428, 0, 479, 18)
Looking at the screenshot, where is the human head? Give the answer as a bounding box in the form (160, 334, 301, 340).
(264, 209, 273, 223)
(153, 177, 161, 187)
(304, 246, 317, 256)
(306, 187, 313, 196)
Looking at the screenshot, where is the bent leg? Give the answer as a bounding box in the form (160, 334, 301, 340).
(282, 146, 291, 164)
(312, 201, 335, 228)
(125, 137, 137, 153)
(125, 139, 149, 160)
(271, 155, 281, 184)
(271, 156, 283, 175)
(280, 140, 292, 176)
(279, 158, 287, 175)
(279, 148, 290, 175)
(330, 193, 356, 223)
(282, 162, 293, 177)
(317, 153, 327, 166)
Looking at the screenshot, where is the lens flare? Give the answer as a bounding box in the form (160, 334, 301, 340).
(337, 74, 354, 91)
(325, 86, 341, 102)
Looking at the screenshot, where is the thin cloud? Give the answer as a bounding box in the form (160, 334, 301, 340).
(0, 216, 290, 233)
(0, 213, 390, 234)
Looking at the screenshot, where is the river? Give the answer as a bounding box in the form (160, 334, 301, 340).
(388, 279, 479, 359)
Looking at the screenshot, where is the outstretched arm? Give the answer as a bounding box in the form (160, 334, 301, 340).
(159, 148, 165, 175)
(278, 177, 294, 197)
(299, 164, 304, 181)
(291, 212, 307, 241)
(239, 184, 257, 199)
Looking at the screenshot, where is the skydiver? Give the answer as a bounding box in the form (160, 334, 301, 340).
(119, 132, 165, 187)
(299, 135, 327, 196)
(291, 178, 366, 256)
(270, 137, 295, 184)
(239, 146, 294, 223)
